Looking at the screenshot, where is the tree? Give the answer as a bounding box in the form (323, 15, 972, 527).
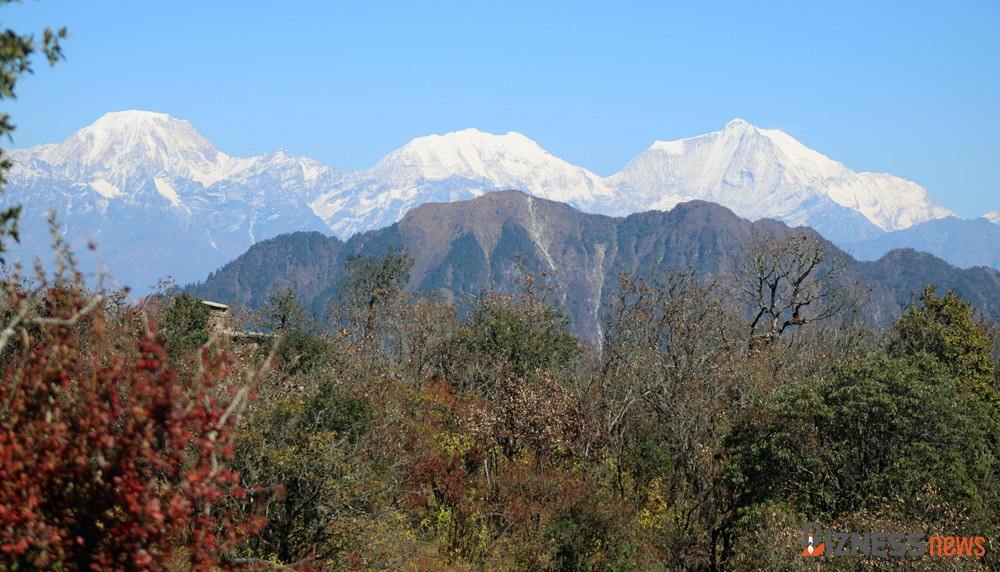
(335, 248, 413, 354)
(891, 285, 1000, 409)
(724, 352, 1000, 565)
(456, 266, 580, 390)
(272, 328, 327, 375)
(731, 230, 852, 347)
(597, 269, 744, 567)
(598, 270, 734, 483)
(253, 286, 312, 333)
(0, 3, 66, 262)
(162, 292, 211, 357)
(233, 387, 385, 567)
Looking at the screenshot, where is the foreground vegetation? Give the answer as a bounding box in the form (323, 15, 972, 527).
(1, 232, 998, 571)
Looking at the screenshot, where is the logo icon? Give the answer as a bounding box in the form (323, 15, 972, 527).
(803, 523, 825, 556)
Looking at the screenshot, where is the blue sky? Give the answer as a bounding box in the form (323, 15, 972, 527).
(3, 1, 998, 217)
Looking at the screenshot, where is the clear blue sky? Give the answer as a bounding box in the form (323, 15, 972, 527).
(3, 0, 998, 218)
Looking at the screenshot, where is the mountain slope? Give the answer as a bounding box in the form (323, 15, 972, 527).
(858, 248, 1000, 316)
(187, 191, 1000, 341)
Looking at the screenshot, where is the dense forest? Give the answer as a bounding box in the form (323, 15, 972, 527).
(2, 227, 999, 571)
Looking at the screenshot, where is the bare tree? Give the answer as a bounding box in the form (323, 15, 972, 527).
(597, 270, 735, 473)
(731, 230, 852, 347)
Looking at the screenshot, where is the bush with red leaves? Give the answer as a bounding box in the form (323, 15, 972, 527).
(0, 286, 261, 570)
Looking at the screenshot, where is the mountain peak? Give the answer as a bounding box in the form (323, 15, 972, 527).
(398, 128, 538, 156)
(90, 110, 176, 129)
(310, 128, 615, 236)
(724, 118, 753, 130)
(720, 118, 764, 142)
(984, 211, 1000, 225)
(373, 128, 561, 182)
(75, 110, 216, 155)
(617, 119, 954, 236)
(31, 110, 231, 186)
(647, 119, 762, 155)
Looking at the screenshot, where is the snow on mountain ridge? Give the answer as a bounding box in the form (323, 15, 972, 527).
(10, 111, 338, 197)
(370, 128, 613, 204)
(0, 110, 968, 288)
(13, 111, 279, 189)
(306, 127, 618, 236)
(612, 119, 953, 235)
(1, 111, 341, 290)
(8, 112, 951, 238)
(34, 111, 229, 184)
(373, 128, 541, 179)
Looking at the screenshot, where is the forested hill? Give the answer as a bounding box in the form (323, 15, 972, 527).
(186, 190, 1000, 339)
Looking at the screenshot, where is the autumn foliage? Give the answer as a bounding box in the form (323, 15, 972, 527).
(0, 285, 260, 570)
(1, 239, 999, 570)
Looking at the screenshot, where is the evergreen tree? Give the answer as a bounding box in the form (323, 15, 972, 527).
(891, 285, 1000, 409)
(254, 286, 311, 332)
(163, 292, 211, 356)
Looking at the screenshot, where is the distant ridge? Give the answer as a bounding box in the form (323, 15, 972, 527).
(188, 190, 1000, 341)
(850, 216, 1000, 269)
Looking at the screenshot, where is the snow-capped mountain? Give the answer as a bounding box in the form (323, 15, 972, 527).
(984, 211, 1000, 225)
(0, 111, 971, 289)
(17, 110, 248, 187)
(607, 119, 953, 243)
(4, 111, 335, 290)
(309, 128, 614, 238)
(309, 120, 954, 245)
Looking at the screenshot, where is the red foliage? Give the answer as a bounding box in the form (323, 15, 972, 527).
(408, 448, 474, 510)
(0, 288, 261, 570)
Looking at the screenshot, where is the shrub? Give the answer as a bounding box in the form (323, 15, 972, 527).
(726, 353, 1000, 531)
(274, 329, 327, 375)
(163, 292, 211, 357)
(0, 286, 260, 570)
